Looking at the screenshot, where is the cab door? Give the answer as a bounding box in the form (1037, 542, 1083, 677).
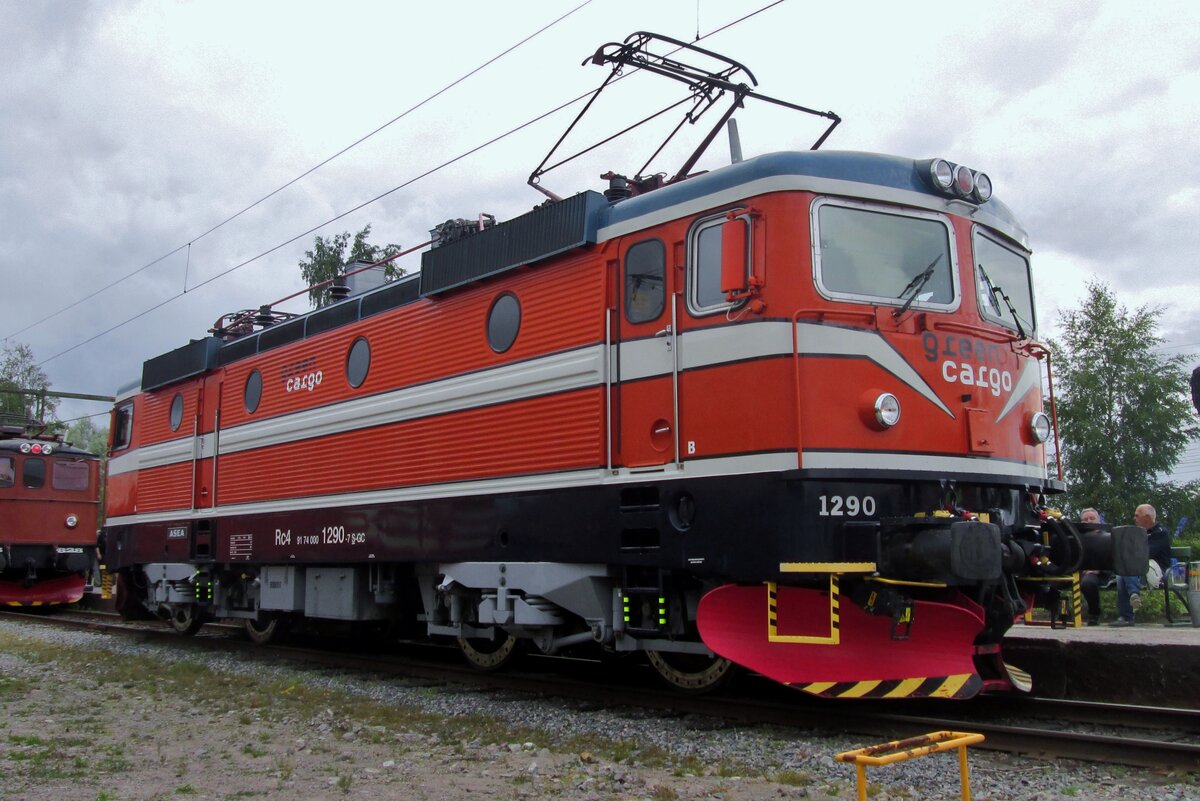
(616, 237, 679, 468)
(193, 371, 223, 510)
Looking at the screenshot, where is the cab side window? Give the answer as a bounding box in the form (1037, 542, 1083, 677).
(111, 402, 133, 451)
(687, 212, 749, 316)
(0, 456, 14, 488)
(624, 239, 666, 323)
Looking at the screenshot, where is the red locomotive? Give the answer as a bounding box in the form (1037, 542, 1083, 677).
(0, 421, 101, 606)
(103, 34, 1144, 696)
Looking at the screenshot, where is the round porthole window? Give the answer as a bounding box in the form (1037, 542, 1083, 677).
(347, 337, 371, 388)
(487, 292, 521, 353)
(244, 369, 263, 414)
(169, 393, 184, 432)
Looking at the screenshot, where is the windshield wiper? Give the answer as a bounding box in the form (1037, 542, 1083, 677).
(978, 264, 1028, 339)
(892, 254, 943, 319)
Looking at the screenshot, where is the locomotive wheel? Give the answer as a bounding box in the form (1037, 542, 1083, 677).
(113, 571, 153, 620)
(168, 604, 205, 636)
(244, 614, 287, 645)
(458, 632, 520, 671)
(646, 650, 737, 694)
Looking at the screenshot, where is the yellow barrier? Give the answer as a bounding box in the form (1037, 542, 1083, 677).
(1021, 572, 1082, 627)
(835, 730, 985, 801)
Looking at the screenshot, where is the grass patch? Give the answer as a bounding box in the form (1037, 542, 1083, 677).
(650, 784, 679, 800)
(768, 769, 812, 787)
(4, 732, 94, 780)
(0, 675, 33, 700)
(0, 625, 807, 793)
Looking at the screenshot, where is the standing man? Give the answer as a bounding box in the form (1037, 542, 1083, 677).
(1112, 503, 1172, 626)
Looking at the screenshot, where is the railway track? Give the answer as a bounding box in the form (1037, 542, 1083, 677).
(3, 608, 1197, 771)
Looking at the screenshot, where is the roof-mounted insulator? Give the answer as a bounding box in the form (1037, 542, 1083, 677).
(604, 174, 632, 201)
(254, 305, 276, 328)
(328, 275, 351, 301)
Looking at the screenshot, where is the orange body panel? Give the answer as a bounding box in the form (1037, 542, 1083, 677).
(215, 388, 605, 505)
(109, 187, 1048, 517)
(135, 461, 193, 514)
(677, 358, 797, 460)
(219, 257, 606, 432)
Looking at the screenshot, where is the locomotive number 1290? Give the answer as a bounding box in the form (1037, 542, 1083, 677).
(817, 495, 876, 517)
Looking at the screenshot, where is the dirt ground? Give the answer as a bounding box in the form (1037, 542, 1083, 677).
(0, 624, 840, 801)
(3, 620, 1196, 801)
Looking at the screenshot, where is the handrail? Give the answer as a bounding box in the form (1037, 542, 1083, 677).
(790, 311, 807, 468)
(1044, 349, 1064, 482)
(790, 306, 878, 327)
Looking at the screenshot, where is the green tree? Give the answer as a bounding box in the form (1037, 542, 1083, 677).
(64, 416, 109, 456)
(297, 225, 402, 308)
(1151, 479, 1200, 538)
(1, 340, 56, 424)
(1050, 281, 1199, 520)
(64, 415, 110, 522)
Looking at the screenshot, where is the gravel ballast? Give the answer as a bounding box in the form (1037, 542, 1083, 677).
(0, 619, 1195, 801)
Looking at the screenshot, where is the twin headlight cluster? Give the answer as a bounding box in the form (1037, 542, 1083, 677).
(919, 158, 992, 204)
(869, 392, 1053, 445)
(18, 442, 54, 454)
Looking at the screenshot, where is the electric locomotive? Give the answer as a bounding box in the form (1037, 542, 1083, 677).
(102, 33, 1145, 697)
(0, 421, 101, 605)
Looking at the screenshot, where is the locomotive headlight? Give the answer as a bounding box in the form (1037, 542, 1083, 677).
(43, 444, 53, 454)
(929, 159, 954, 190)
(1029, 411, 1052, 444)
(65, 514, 79, 528)
(953, 165, 975, 198)
(20, 443, 31, 453)
(874, 393, 901, 428)
(973, 172, 993, 202)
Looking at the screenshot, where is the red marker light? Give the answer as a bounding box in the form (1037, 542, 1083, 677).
(30, 444, 43, 454)
(953, 165, 975, 197)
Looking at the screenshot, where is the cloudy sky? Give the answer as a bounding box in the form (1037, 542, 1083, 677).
(2, 0, 1198, 479)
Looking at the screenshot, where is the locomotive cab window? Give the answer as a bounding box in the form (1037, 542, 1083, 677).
(52, 458, 90, 492)
(23, 457, 45, 489)
(624, 239, 666, 323)
(813, 199, 958, 311)
(111, 402, 133, 451)
(687, 212, 749, 316)
(0, 456, 13, 488)
(974, 229, 1036, 337)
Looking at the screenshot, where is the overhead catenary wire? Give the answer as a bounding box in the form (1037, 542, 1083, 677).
(5, 0, 594, 343)
(35, 2, 788, 368)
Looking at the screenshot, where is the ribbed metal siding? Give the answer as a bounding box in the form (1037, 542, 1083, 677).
(306, 297, 362, 337)
(257, 317, 307, 351)
(420, 191, 606, 296)
(218, 335, 259, 366)
(360, 275, 421, 318)
(142, 337, 221, 391)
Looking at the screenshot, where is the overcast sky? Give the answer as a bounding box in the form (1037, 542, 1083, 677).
(2, 0, 1198, 480)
